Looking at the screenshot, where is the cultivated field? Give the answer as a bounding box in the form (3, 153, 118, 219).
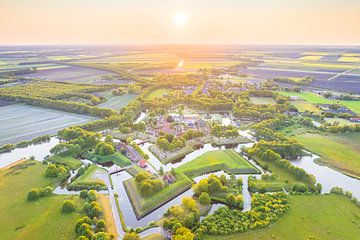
(23, 65, 111, 84)
(206, 194, 360, 240)
(280, 91, 360, 114)
(0, 104, 97, 146)
(249, 97, 276, 105)
(97, 91, 137, 110)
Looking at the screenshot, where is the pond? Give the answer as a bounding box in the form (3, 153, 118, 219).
(291, 153, 360, 199)
(0, 137, 59, 168)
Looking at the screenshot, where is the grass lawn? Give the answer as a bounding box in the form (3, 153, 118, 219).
(70, 164, 107, 190)
(176, 149, 261, 176)
(292, 132, 360, 178)
(88, 151, 132, 167)
(252, 155, 308, 185)
(206, 194, 360, 240)
(249, 179, 290, 192)
(279, 91, 360, 114)
(47, 155, 82, 170)
(0, 161, 84, 240)
(249, 97, 276, 105)
(145, 89, 168, 100)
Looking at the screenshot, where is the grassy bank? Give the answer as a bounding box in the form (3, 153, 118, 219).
(70, 164, 107, 190)
(292, 132, 360, 179)
(206, 194, 360, 240)
(86, 151, 132, 167)
(176, 149, 261, 176)
(0, 161, 84, 240)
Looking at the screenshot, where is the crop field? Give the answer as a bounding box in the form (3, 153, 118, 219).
(291, 132, 360, 178)
(23, 65, 111, 84)
(299, 55, 323, 61)
(249, 97, 276, 105)
(97, 91, 137, 110)
(0, 104, 97, 146)
(279, 91, 360, 114)
(176, 149, 260, 176)
(206, 194, 360, 240)
(0, 161, 85, 240)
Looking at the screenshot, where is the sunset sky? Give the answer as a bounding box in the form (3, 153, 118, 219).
(1, 0, 360, 45)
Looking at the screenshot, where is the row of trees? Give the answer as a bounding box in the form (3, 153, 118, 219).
(74, 190, 114, 240)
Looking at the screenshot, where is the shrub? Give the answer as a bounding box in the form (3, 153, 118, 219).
(199, 192, 211, 205)
(62, 200, 76, 213)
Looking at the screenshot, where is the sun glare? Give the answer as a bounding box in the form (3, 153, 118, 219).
(173, 12, 188, 26)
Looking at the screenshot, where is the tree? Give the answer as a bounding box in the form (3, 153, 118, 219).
(182, 197, 197, 211)
(104, 135, 113, 144)
(27, 188, 40, 201)
(173, 227, 194, 240)
(159, 166, 164, 175)
(91, 232, 111, 240)
(95, 142, 115, 155)
(123, 232, 140, 240)
(62, 200, 76, 213)
(80, 190, 89, 199)
(198, 192, 211, 205)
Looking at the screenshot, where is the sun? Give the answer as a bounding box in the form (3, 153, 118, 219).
(173, 12, 188, 26)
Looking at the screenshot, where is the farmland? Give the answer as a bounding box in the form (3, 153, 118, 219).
(97, 91, 137, 110)
(0, 104, 97, 146)
(280, 91, 360, 114)
(23, 65, 111, 84)
(0, 161, 84, 240)
(206, 194, 360, 240)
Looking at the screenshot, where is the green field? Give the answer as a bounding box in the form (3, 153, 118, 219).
(252, 155, 308, 186)
(97, 91, 137, 110)
(206, 194, 360, 240)
(176, 149, 261, 176)
(145, 89, 168, 100)
(280, 91, 360, 114)
(292, 132, 360, 178)
(0, 104, 97, 146)
(47, 155, 83, 170)
(249, 97, 276, 105)
(0, 161, 84, 240)
(86, 151, 132, 167)
(70, 164, 107, 190)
